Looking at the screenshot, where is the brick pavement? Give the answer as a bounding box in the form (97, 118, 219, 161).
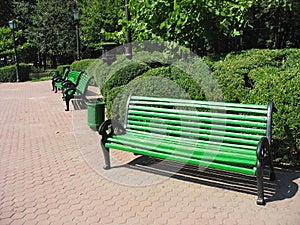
(0, 80, 300, 225)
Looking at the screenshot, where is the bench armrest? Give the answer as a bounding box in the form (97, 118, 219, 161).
(98, 119, 114, 145)
(99, 119, 126, 145)
(63, 86, 77, 97)
(62, 80, 76, 89)
(52, 74, 62, 80)
(53, 76, 63, 82)
(256, 137, 270, 162)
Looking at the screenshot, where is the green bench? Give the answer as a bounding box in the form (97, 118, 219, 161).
(63, 73, 94, 111)
(54, 70, 83, 93)
(99, 95, 276, 205)
(51, 68, 70, 91)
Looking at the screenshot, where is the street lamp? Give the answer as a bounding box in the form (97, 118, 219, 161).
(9, 20, 20, 82)
(239, 29, 244, 50)
(125, 0, 132, 60)
(73, 10, 81, 60)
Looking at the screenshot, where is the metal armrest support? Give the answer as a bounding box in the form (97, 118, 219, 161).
(64, 86, 77, 97)
(53, 77, 63, 82)
(256, 137, 275, 205)
(52, 74, 62, 80)
(98, 119, 114, 145)
(62, 80, 75, 88)
(98, 119, 126, 170)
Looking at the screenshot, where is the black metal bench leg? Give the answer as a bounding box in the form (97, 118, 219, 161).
(52, 80, 55, 91)
(101, 145, 111, 170)
(269, 151, 276, 181)
(65, 96, 71, 111)
(55, 86, 58, 93)
(256, 161, 265, 205)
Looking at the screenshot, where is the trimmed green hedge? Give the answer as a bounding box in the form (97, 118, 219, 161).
(212, 48, 300, 167)
(70, 59, 96, 72)
(0, 64, 31, 82)
(57, 65, 70, 75)
(101, 62, 150, 100)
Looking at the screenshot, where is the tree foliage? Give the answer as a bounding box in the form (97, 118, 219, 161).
(1, 0, 299, 68)
(77, 0, 124, 50)
(127, 0, 299, 53)
(26, 0, 75, 64)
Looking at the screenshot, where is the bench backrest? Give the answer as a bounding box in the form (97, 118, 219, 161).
(61, 67, 70, 80)
(123, 95, 274, 173)
(66, 71, 83, 86)
(75, 73, 94, 96)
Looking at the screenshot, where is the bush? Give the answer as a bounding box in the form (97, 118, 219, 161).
(70, 59, 97, 72)
(212, 48, 300, 168)
(108, 76, 192, 124)
(0, 63, 31, 82)
(57, 65, 70, 75)
(101, 62, 150, 100)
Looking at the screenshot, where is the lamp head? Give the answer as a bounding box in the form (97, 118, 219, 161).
(73, 10, 79, 21)
(9, 20, 17, 30)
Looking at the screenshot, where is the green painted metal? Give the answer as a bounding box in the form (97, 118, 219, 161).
(105, 143, 256, 175)
(104, 95, 271, 176)
(128, 115, 266, 135)
(107, 138, 256, 166)
(110, 135, 257, 161)
(128, 110, 267, 128)
(130, 100, 268, 114)
(129, 105, 267, 122)
(127, 120, 263, 140)
(131, 95, 268, 109)
(55, 71, 82, 90)
(126, 130, 257, 151)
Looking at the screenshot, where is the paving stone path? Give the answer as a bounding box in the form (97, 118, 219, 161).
(0, 81, 299, 225)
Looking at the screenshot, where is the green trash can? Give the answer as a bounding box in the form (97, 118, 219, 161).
(87, 100, 105, 131)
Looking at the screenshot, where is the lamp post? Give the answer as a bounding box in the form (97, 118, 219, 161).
(73, 10, 81, 60)
(9, 20, 20, 82)
(125, 0, 132, 60)
(239, 29, 244, 50)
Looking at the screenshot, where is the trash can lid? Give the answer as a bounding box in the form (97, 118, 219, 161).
(86, 101, 105, 106)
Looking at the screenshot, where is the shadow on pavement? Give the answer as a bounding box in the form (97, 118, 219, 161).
(126, 156, 299, 204)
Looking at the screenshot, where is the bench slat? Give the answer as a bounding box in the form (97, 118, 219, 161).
(128, 120, 263, 141)
(129, 105, 267, 122)
(127, 124, 260, 146)
(130, 100, 268, 114)
(105, 142, 256, 175)
(131, 96, 268, 110)
(107, 138, 257, 166)
(129, 110, 267, 128)
(128, 115, 266, 135)
(110, 134, 257, 161)
(126, 130, 257, 151)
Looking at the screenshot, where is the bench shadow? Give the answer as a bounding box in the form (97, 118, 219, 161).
(72, 99, 87, 110)
(124, 156, 299, 204)
(71, 87, 100, 111)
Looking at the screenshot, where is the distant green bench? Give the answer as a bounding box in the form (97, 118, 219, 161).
(99, 95, 276, 205)
(54, 70, 83, 93)
(51, 68, 70, 91)
(63, 73, 94, 111)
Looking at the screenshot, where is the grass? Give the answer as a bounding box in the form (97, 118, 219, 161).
(30, 75, 52, 82)
(29, 71, 53, 82)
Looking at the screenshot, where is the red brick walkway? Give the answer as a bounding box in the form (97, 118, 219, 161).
(0, 81, 299, 225)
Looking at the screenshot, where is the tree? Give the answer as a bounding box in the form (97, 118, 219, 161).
(0, 0, 13, 27)
(128, 0, 298, 54)
(26, 0, 75, 68)
(78, 0, 124, 51)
